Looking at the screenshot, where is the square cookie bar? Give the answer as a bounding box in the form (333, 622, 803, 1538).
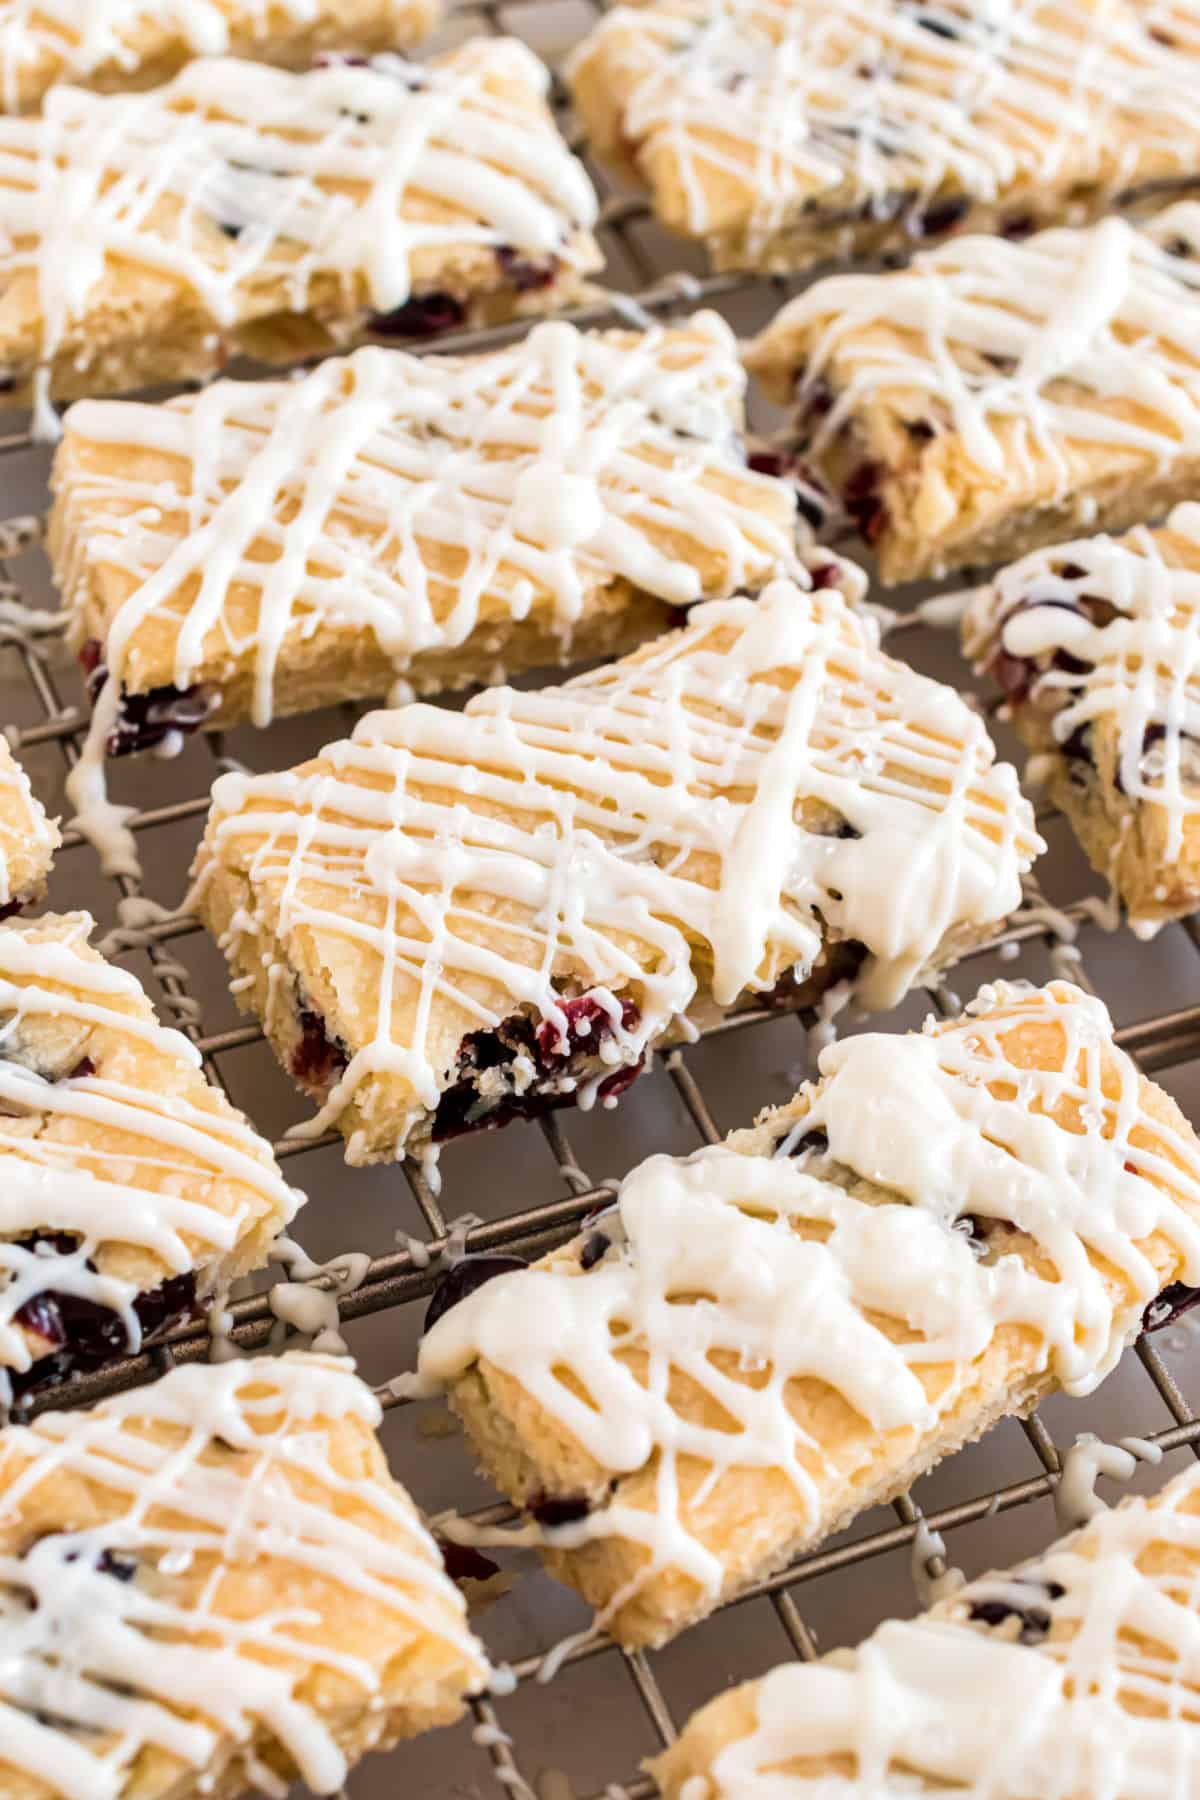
(965, 505, 1200, 936)
(0, 911, 300, 1403)
(0, 1353, 489, 1797)
(50, 314, 806, 750)
(0, 737, 57, 916)
(654, 1458, 1200, 1794)
(0, 0, 440, 114)
(0, 38, 600, 409)
(746, 205, 1200, 583)
(569, 0, 1200, 274)
(416, 979, 1200, 1647)
(192, 573, 1041, 1165)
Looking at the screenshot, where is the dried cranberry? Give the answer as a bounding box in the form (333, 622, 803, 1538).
(103, 679, 217, 757)
(424, 1254, 528, 1332)
(0, 897, 24, 922)
(777, 1127, 828, 1160)
(1000, 212, 1036, 240)
(496, 246, 559, 293)
(908, 194, 970, 239)
(534, 995, 639, 1069)
(842, 462, 889, 545)
(528, 1491, 592, 1527)
(1143, 1282, 1200, 1332)
(579, 1230, 611, 1270)
(437, 1537, 500, 1584)
(807, 561, 843, 590)
(8, 1270, 198, 1400)
(968, 1580, 1064, 1645)
(370, 291, 466, 339)
(290, 1008, 348, 1088)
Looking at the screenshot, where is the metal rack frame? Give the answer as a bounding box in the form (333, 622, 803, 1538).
(3, 3, 1200, 1793)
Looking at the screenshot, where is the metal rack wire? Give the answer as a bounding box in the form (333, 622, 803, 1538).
(3, 2, 1200, 1794)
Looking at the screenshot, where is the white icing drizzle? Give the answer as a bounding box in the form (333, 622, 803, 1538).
(195, 578, 1040, 1154)
(416, 981, 1200, 1625)
(56, 315, 799, 730)
(0, 914, 300, 1398)
(691, 1460, 1200, 1798)
(570, 0, 1200, 258)
(0, 1353, 486, 1797)
(0, 38, 596, 375)
(0, 737, 56, 906)
(754, 204, 1200, 484)
(965, 502, 1200, 871)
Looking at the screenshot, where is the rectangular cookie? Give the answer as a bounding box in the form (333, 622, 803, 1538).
(964, 504, 1200, 937)
(653, 1458, 1200, 1795)
(0, 38, 600, 411)
(49, 314, 806, 749)
(0, 737, 57, 915)
(415, 979, 1200, 1647)
(0, 0, 440, 114)
(0, 910, 300, 1404)
(568, 0, 1200, 275)
(745, 205, 1200, 583)
(0, 1352, 489, 1797)
(191, 573, 1041, 1165)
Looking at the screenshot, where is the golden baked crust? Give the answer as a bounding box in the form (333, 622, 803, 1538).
(0, 738, 56, 912)
(964, 505, 1200, 934)
(49, 315, 803, 740)
(746, 205, 1200, 583)
(0, 1353, 488, 1799)
(418, 980, 1200, 1647)
(569, 0, 1200, 273)
(0, 911, 299, 1401)
(191, 575, 1040, 1164)
(652, 1458, 1200, 1794)
(0, 38, 600, 407)
(0, 0, 440, 113)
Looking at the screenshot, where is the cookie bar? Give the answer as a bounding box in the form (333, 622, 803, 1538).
(0, 1353, 489, 1797)
(50, 315, 805, 752)
(569, 0, 1200, 275)
(0, 737, 57, 916)
(746, 205, 1200, 584)
(964, 505, 1200, 936)
(0, 0, 440, 114)
(0, 911, 300, 1404)
(416, 979, 1200, 1648)
(654, 1458, 1200, 1796)
(0, 38, 600, 412)
(192, 574, 1041, 1164)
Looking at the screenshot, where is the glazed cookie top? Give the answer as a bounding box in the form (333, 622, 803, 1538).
(54, 316, 802, 725)
(0, 1353, 488, 1797)
(0, 912, 299, 1399)
(197, 576, 1041, 1152)
(418, 981, 1200, 1613)
(0, 737, 58, 909)
(570, 0, 1200, 254)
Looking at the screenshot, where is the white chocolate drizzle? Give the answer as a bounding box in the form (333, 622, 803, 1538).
(687, 1460, 1200, 1798)
(0, 1353, 486, 1798)
(0, 914, 299, 1398)
(194, 577, 1040, 1154)
(416, 981, 1200, 1621)
(570, 0, 1200, 259)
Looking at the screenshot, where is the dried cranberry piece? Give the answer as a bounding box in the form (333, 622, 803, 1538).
(528, 1491, 592, 1527)
(8, 1270, 199, 1400)
(534, 995, 640, 1070)
(842, 462, 889, 545)
(777, 1127, 829, 1160)
(1000, 211, 1036, 240)
(807, 561, 843, 590)
(1143, 1281, 1200, 1333)
(579, 1230, 611, 1270)
(437, 1537, 500, 1584)
(290, 1008, 349, 1088)
(13, 1292, 66, 1348)
(967, 1580, 1064, 1644)
(907, 194, 970, 239)
(0, 897, 24, 923)
(370, 291, 466, 339)
(424, 1253, 528, 1332)
(496, 245, 559, 293)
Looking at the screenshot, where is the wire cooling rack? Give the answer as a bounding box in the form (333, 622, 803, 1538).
(5, 3, 1200, 1795)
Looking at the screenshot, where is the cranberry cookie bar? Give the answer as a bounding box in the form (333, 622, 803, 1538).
(965, 505, 1200, 936)
(0, 0, 440, 114)
(50, 315, 805, 751)
(746, 206, 1200, 583)
(0, 911, 299, 1404)
(0, 738, 57, 917)
(416, 980, 1200, 1647)
(0, 39, 599, 412)
(192, 573, 1040, 1163)
(0, 1353, 488, 1797)
(655, 1458, 1200, 1795)
(569, 0, 1200, 275)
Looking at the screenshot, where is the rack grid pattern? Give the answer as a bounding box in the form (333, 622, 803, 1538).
(4, 3, 1200, 1795)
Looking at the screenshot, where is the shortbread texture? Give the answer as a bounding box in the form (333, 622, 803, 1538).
(746, 204, 1200, 583)
(0, 1354, 488, 1798)
(0, 911, 299, 1401)
(50, 315, 803, 740)
(569, 0, 1200, 273)
(0, 737, 57, 912)
(0, 38, 600, 406)
(191, 575, 1040, 1164)
(418, 981, 1200, 1647)
(654, 1458, 1200, 1795)
(0, 0, 440, 114)
(965, 504, 1200, 935)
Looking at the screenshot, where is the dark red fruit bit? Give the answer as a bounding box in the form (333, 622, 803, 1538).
(67, 1057, 95, 1081)
(748, 450, 788, 479)
(496, 245, 559, 293)
(908, 194, 970, 240)
(424, 1253, 528, 1332)
(579, 1230, 611, 1271)
(79, 638, 104, 681)
(796, 377, 835, 429)
(904, 417, 937, 442)
(776, 1126, 828, 1160)
(807, 561, 843, 590)
(290, 1008, 349, 1088)
(102, 679, 218, 758)
(1000, 212, 1036, 240)
(8, 1270, 198, 1400)
(528, 1491, 592, 1527)
(967, 1579, 1064, 1645)
(370, 291, 466, 339)
(0, 897, 24, 922)
(842, 462, 889, 545)
(13, 1291, 66, 1348)
(437, 1537, 500, 1584)
(535, 995, 640, 1068)
(1143, 1281, 1200, 1333)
